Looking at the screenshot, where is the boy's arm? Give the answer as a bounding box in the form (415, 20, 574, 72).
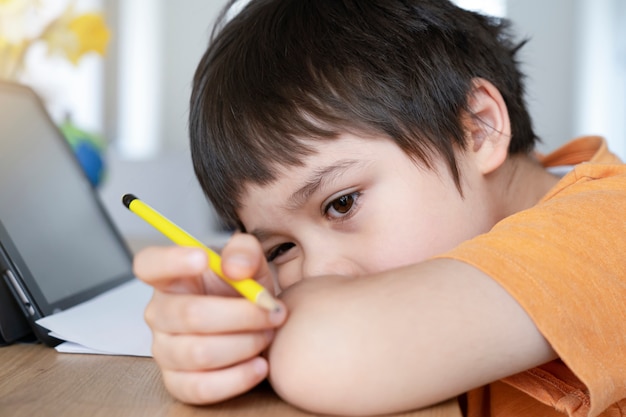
(268, 258, 557, 416)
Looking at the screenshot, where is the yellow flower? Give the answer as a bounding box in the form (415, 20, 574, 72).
(42, 9, 110, 66)
(0, 0, 31, 43)
(0, 0, 29, 10)
(0, 1, 110, 78)
(0, 0, 30, 79)
(0, 37, 27, 78)
(67, 13, 110, 64)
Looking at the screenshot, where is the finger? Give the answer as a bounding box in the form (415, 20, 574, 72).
(152, 330, 274, 371)
(145, 291, 287, 334)
(221, 233, 273, 288)
(161, 357, 269, 405)
(133, 246, 207, 293)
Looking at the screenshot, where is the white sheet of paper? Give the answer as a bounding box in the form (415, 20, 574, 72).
(36, 279, 153, 357)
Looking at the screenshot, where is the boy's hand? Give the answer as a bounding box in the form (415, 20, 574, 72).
(133, 233, 287, 405)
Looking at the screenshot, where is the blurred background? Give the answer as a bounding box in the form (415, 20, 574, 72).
(2, 0, 625, 244)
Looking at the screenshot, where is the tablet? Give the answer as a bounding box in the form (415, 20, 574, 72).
(0, 82, 134, 346)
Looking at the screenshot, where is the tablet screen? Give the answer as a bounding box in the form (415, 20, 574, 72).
(0, 82, 133, 314)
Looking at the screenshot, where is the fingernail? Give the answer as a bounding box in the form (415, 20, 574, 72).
(252, 357, 268, 376)
(268, 306, 286, 325)
(166, 281, 195, 294)
(225, 253, 252, 268)
(186, 249, 206, 269)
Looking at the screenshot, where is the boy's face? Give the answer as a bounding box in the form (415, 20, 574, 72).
(238, 133, 497, 291)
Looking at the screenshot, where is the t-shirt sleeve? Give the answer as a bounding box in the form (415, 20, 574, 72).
(436, 164, 626, 416)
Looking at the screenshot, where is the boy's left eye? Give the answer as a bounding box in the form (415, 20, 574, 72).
(324, 191, 361, 219)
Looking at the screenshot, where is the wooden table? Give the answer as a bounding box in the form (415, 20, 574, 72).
(0, 343, 462, 417)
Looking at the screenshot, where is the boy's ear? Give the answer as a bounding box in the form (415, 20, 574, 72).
(464, 78, 511, 175)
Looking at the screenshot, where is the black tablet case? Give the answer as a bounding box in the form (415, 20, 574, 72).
(0, 276, 32, 345)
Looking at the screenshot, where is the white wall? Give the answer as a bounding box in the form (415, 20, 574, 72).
(160, 1, 225, 151)
(98, 148, 225, 246)
(507, 0, 577, 152)
(508, 0, 626, 157)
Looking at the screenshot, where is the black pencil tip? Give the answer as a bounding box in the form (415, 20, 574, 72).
(122, 194, 138, 208)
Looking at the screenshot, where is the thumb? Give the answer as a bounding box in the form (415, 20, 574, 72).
(221, 251, 259, 280)
(220, 233, 269, 282)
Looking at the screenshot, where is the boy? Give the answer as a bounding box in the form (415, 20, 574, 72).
(133, 0, 626, 416)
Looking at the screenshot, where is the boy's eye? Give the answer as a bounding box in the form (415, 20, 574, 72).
(267, 242, 295, 262)
(324, 191, 360, 218)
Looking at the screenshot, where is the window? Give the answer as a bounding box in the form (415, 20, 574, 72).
(104, 0, 225, 160)
(573, 0, 626, 159)
(453, 0, 506, 17)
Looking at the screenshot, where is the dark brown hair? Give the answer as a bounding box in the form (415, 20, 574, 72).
(190, 0, 538, 228)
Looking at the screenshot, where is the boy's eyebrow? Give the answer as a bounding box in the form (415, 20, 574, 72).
(286, 159, 361, 211)
(249, 159, 362, 244)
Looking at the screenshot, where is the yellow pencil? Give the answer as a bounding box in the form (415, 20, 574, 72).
(122, 194, 280, 312)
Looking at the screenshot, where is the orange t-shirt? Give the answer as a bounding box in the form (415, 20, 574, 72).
(440, 136, 626, 417)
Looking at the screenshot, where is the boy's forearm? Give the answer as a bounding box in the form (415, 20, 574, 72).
(267, 259, 556, 416)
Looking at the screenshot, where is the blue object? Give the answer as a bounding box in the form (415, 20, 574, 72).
(73, 140, 105, 187)
(59, 120, 106, 188)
